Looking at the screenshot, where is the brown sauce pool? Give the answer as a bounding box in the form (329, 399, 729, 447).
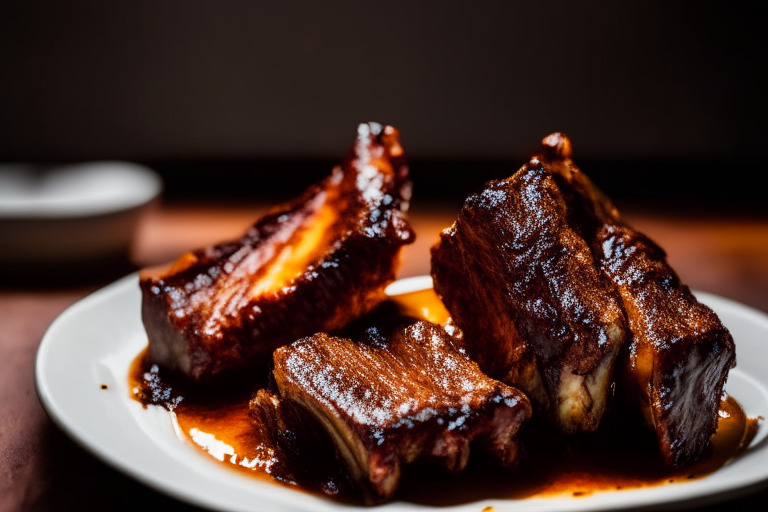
(129, 289, 761, 505)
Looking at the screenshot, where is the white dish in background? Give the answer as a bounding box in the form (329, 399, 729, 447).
(35, 274, 768, 512)
(0, 162, 162, 264)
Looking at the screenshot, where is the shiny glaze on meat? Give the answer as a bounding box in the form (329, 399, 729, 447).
(431, 155, 627, 433)
(432, 132, 737, 467)
(537, 133, 736, 467)
(129, 287, 759, 505)
(139, 122, 414, 382)
(596, 223, 736, 466)
(271, 321, 531, 503)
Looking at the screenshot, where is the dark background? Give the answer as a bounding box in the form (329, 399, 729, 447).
(2, 4, 768, 512)
(1, 0, 765, 211)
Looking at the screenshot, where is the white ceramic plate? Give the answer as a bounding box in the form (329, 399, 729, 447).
(35, 274, 768, 512)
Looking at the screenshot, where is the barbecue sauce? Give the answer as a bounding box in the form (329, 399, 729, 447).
(129, 288, 760, 505)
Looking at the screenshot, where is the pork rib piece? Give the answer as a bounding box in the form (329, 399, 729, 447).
(596, 223, 736, 466)
(538, 133, 736, 467)
(430, 152, 627, 433)
(140, 122, 414, 382)
(271, 321, 532, 503)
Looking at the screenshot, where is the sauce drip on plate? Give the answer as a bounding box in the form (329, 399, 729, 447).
(129, 288, 760, 504)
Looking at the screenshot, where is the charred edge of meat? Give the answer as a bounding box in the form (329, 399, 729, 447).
(595, 222, 736, 467)
(139, 122, 415, 382)
(431, 159, 626, 434)
(538, 132, 621, 224)
(248, 389, 356, 496)
(542, 132, 737, 466)
(540, 133, 736, 465)
(271, 321, 532, 504)
(247, 389, 298, 484)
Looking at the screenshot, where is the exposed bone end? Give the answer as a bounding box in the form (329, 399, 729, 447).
(556, 347, 619, 433)
(558, 319, 623, 433)
(430, 432, 471, 472)
(366, 451, 400, 504)
(541, 132, 573, 161)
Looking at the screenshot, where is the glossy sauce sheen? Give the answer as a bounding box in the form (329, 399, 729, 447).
(129, 288, 760, 504)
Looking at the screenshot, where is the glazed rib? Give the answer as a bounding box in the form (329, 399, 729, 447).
(536, 133, 736, 465)
(140, 122, 415, 382)
(270, 321, 532, 503)
(595, 223, 736, 466)
(430, 154, 627, 433)
(432, 131, 737, 457)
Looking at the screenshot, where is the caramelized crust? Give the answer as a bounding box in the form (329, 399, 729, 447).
(271, 321, 532, 503)
(140, 122, 414, 382)
(431, 157, 626, 433)
(538, 133, 735, 465)
(432, 132, 736, 462)
(595, 223, 736, 467)
(246, 389, 298, 484)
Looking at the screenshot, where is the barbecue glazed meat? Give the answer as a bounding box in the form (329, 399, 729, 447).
(249, 388, 356, 492)
(430, 150, 627, 433)
(140, 122, 415, 382)
(433, 131, 736, 465)
(539, 134, 736, 466)
(595, 224, 736, 466)
(245, 389, 297, 483)
(270, 321, 532, 503)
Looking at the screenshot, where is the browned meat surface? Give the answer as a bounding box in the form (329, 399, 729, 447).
(140, 122, 415, 382)
(270, 321, 532, 503)
(596, 222, 736, 466)
(540, 133, 736, 466)
(248, 388, 357, 493)
(246, 389, 297, 483)
(430, 152, 627, 433)
(433, 131, 736, 465)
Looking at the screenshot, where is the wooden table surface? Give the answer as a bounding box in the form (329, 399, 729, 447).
(2, 201, 767, 511)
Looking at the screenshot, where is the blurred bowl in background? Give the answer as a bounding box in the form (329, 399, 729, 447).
(0, 162, 162, 280)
